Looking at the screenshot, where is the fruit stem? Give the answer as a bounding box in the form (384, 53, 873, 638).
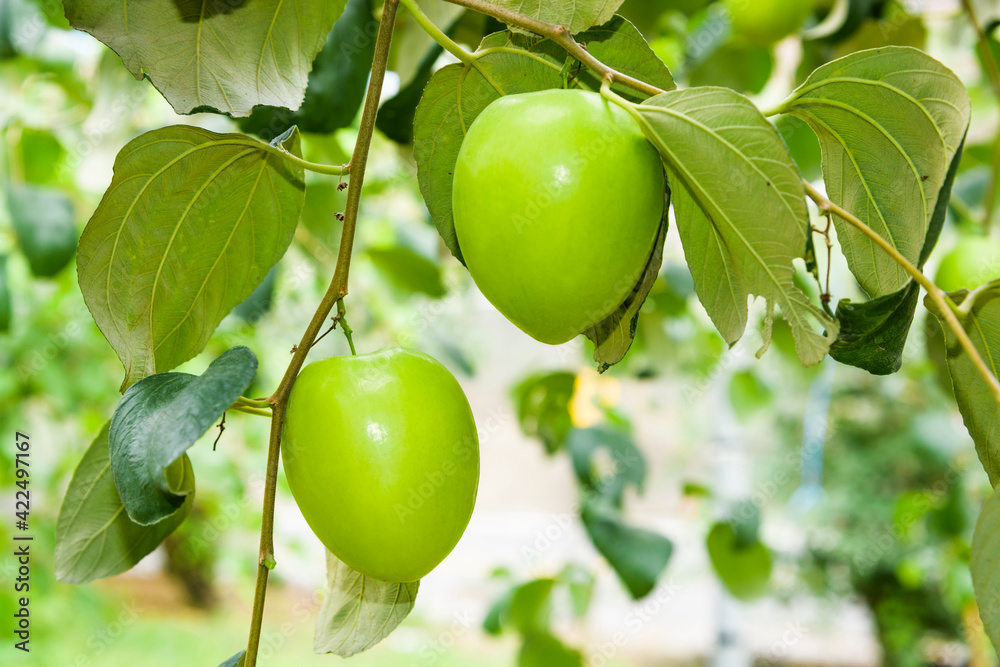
(438, 0, 667, 98)
(337, 298, 357, 355)
(803, 180, 1000, 404)
(242, 2, 400, 665)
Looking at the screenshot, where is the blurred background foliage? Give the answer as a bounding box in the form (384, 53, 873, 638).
(1, 0, 1000, 665)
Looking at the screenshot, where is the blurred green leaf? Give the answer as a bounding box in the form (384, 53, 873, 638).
(636, 87, 837, 365)
(682, 481, 712, 498)
(728, 370, 773, 419)
(518, 632, 583, 667)
(415, 17, 673, 263)
(568, 426, 646, 508)
(507, 579, 556, 635)
(109, 347, 256, 525)
(513, 371, 576, 454)
(64, 0, 347, 116)
(925, 283, 1000, 487)
(483, 588, 514, 635)
(0, 255, 10, 332)
(778, 47, 970, 297)
(687, 43, 772, 95)
(232, 265, 279, 325)
(368, 246, 446, 298)
(77, 126, 303, 389)
(19, 128, 65, 184)
(774, 114, 822, 182)
(706, 522, 772, 601)
(55, 423, 192, 584)
(0, 0, 14, 58)
(8, 184, 77, 278)
(239, 0, 376, 139)
(314, 551, 418, 657)
(581, 500, 672, 599)
(559, 564, 596, 618)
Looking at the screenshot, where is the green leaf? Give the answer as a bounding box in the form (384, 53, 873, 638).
(518, 632, 583, 667)
(687, 43, 773, 96)
(584, 209, 668, 373)
(54, 423, 192, 584)
(8, 184, 77, 278)
(634, 87, 837, 366)
(778, 47, 970, 297)
(925, 283, 1000, 487)
(486, 0, 624, 35)
(0, 255, 10, 332)
(314, 551, 418, 657)
(109, 347, 257, 525)
(567, 427, 646, 508)
(774, 114, 822, 182)
(580, 500, 672, 599)
(482, 588, 514, 635)
(829, 282, 920, 375)
(77, 126, 304, 389)
(972, 486, 1000, 648)
(218, 651, 245, 667)
(63, 0, 347, 117)
(508, 579, 557, 635)
(828, 136, 964, 375)
(558, 564, 595, 618)
(414, 17, 674, 263)
(18, 128, 66, 185)
(512, 371, 576, 454)
(239, 0, 376, 139)
(706, 522, 772, 601)
(367, 246, 446, 298)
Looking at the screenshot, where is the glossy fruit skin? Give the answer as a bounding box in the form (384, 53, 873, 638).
(725, 0, 812, 45)
(282, 347, 479, 582)
(452, 89, 665, 345)
(935, 237, 1000, 292)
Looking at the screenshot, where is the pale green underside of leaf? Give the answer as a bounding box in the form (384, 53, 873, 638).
(926, 283, 1000, 487)
(636, 87, 837, 366)
(314, 552, 419, 658)
(63, 0, 346, 116)
(54, 423, 192, 584)
(414, 17, 674, 263)
(77, 126, 304, 390)
(489, 0, 624, 35)
(780, 46, 970, 297)
(971, 486, 1000, 648)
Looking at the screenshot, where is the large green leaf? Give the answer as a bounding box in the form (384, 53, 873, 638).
(706, 521, 772, 601)
(239, 0, 376, 139)
(54, 423, 193, 584)
(580, 500, 672, 600)
(925, 283, 1000, 487)
(77, 126, 304, 389)
(8, 184, 78, 278)
(63, 0, 347, 116)
(486, 0, 624, 34)
(828, 137, 964, 375)
(778, 47, 970, 297)
(314, 551, 419, 657)
(109, 347, 257, 525)
(634, 87, 837, 366)
(972, 486, 1000, 649)
(414, 16, 673, 263)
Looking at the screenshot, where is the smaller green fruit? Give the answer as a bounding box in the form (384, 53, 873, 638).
(725, 0, 812, 45)
(282, 347, 480, 582)
(934, 237, 1000, 292)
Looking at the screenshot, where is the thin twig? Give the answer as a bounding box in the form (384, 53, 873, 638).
(242, 2, 400, 665)
(804, 181, 1000, 403)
